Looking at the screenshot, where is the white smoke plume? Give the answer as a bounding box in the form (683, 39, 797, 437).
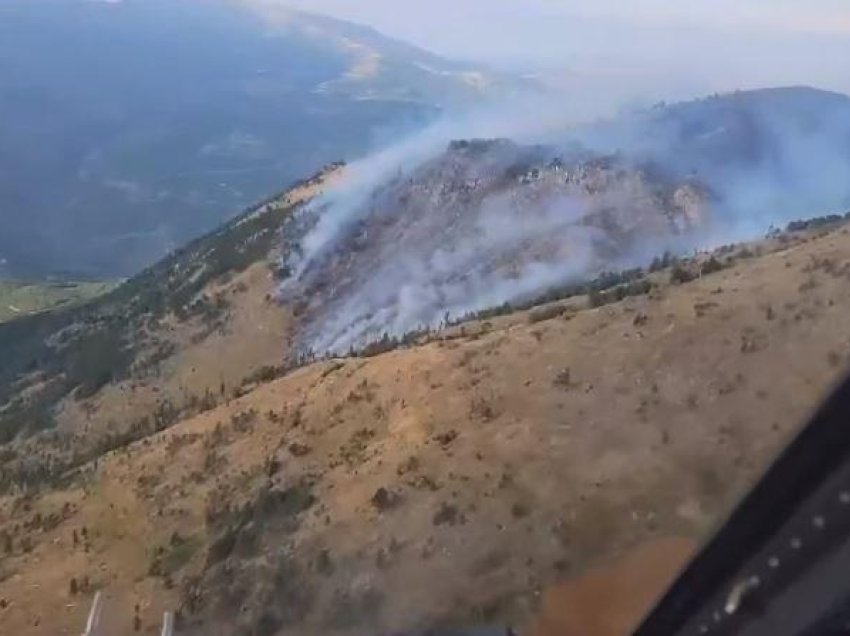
(282, 87, 850, 355)
(289, 94, 595, 277)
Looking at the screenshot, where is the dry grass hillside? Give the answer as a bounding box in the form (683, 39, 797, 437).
(0, 167, 340, 477)
(52, 170, 335, 444)
(2, 209, 850, 635)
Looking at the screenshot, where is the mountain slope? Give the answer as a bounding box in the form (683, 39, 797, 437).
(0, 0, 528, 278)
(245, 3, 531, 106)
(2, 209, 850, 635)
(2, 88, 850, 634)
(3, 88, 849, 455)
(0, 164, 346, 451)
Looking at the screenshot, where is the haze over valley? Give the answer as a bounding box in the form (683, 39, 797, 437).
(0, 0, 526, 278)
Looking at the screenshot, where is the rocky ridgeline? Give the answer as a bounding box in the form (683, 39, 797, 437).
(286, 139, 712, 353)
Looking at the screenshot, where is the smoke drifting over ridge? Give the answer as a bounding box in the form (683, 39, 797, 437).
(281, 87, 850, 354)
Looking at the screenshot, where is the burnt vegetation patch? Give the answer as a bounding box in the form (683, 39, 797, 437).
(294, 210, 850, 365)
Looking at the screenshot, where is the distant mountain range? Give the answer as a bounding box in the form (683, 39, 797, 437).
(0, 0, 531, 278)
(243, 1, 529, 107)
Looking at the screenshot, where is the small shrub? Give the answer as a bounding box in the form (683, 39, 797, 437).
(433, 502, 460, 526)
(701, 257, 725, 276)
(242, 366, 282, 386)
(511, 502, 530, 519)
(433, 430, 458, 448)
(205, 527, 238, 567)
(264, 455, 281, 477)
(553, 368, 572, 389)
(470, 397, 497, 421)
(158, 535, 202, 576)
(339, 428, 376, 466)
(288, 443, 311, 458)
(670, 264, 697, 284)
(649, 251, 675, 273)
(527, 304, 567, 324)
(230, 409, 258, 433)
(371, 488, 401, 512)
(396, 456, 419, 476)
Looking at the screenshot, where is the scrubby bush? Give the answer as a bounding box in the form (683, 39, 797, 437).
(701, 257, 725, 275)
(527, 304, 568, 324)
(786, 214, 846, 232)
(670, 263, 697, 284)
(649, 251, 675, 272)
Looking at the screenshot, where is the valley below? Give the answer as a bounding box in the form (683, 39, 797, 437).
(0, 280, 117, 325)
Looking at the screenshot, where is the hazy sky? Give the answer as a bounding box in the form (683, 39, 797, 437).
(271, 0, 850, 98)
(280, 0, 850, 45)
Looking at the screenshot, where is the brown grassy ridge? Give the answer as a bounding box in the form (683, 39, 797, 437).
(1, 214, 850, 635)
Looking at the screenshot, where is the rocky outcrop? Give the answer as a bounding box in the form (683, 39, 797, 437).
(283, 140, 712, 353)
